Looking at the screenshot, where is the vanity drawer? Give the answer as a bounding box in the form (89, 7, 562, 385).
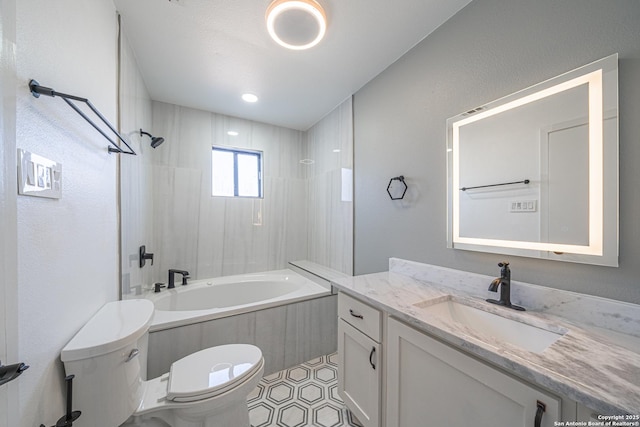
(338, 292, 381, 341)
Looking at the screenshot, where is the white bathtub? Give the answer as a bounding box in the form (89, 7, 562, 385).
(146, 269, 331, 332)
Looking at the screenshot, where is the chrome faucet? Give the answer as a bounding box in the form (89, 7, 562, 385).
(487, 262, 525, 311)
(168, 269, 190, 289)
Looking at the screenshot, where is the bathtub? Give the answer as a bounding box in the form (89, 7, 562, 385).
(146, 269, 331, 332)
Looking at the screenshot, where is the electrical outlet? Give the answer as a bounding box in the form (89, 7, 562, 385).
(509, 200, 537, 213)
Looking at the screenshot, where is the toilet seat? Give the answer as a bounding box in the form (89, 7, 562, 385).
(167, 344, 263, 403)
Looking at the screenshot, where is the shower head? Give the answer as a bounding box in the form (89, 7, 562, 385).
(150, 136, 165, 149)
(140, 129, 165, 149)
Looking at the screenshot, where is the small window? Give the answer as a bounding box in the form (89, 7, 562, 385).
(212, 146, 263, 198)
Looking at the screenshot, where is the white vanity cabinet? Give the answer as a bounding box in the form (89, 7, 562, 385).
(386, 317, 562, 427)
(577, 404, 601, 422)
(337, 292, 382, 427)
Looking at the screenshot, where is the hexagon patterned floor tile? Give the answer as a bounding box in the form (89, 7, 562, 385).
(249, 353, 363, 427)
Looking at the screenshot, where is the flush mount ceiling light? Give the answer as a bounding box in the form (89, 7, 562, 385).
(242, 93, 258, 103)
(266, 0, 327, 50)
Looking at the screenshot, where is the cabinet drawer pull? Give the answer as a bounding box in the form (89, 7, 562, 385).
(349, 309, 364, 319)
(369, 347, 376, 370)
(534, 400, 546, 427)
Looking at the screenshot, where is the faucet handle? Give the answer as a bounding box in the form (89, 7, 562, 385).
(139, 245, 154, 268)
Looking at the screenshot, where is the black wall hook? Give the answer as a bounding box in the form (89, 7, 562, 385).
(387, 176, 408, 200)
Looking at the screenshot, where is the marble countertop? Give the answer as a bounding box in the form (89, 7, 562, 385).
(332, 263, 640, 416)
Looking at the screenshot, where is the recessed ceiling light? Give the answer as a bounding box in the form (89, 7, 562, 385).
(266, 0, 327, 50)
(242, 93, 258, 103)
(227, 131, 239, 136)
(332, 149, 341, 153)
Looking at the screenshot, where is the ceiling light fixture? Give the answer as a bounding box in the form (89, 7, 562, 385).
(227, 131, 239, 136)
(266, 0, 327, 50)
(242, 93, 258, 103)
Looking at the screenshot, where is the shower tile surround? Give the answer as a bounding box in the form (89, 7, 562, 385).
(118, 30, 153, 297)
(305, 100, 354, 275)
(331, 258, 640, 415)
(120, 97, 354, 295)
(139, 101, 309, 286)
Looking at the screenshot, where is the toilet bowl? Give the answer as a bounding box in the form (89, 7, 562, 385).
(61, 299, 263, 427)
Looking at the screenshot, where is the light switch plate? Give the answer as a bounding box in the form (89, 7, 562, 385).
(17, 149, 62, 199)
(509, 199, 537, 213)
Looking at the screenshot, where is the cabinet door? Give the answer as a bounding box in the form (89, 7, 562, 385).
(577, 404, 601, 422)
(386, 318, 561, 427)
(338, 319, 381, 427)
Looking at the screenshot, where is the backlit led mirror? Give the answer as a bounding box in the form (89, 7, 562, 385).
(447, 54, 618, 266)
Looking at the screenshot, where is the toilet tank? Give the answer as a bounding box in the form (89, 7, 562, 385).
(61, 299, 154, 427)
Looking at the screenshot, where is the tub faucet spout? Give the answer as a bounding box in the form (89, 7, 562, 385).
(168, 269, 190, 289)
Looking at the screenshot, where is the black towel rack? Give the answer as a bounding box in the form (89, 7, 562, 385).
(460, 179, 530, 192)
(29, 80, 136, 155)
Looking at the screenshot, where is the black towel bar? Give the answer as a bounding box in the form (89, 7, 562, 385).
(29, 79, 136, 155)
(460, 179, 530, 192)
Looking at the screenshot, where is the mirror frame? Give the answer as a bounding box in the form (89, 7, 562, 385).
(446, 54, 618, 266)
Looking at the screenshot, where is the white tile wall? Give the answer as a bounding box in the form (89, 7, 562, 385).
(305, 98, 354, 275)
(119, 30, 153, 297)
(119, 32, 354, 293)
(121, 101, 353, 293)
(141, 102, 309, 284)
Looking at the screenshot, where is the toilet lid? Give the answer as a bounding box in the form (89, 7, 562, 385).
(167, 344, 263, 402)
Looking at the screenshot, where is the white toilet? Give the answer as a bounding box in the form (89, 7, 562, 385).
(61, 299, 264, 427)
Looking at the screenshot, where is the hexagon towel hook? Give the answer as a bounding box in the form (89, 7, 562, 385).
(387, 176, 407, 200)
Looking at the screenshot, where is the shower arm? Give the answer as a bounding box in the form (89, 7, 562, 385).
(29, 80, 136, 155)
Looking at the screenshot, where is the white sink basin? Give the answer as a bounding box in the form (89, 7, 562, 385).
(414, 297, 566, 354)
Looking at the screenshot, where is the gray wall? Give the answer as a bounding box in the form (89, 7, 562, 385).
(354, 0, 640, 304)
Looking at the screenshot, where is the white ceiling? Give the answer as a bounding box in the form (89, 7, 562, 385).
(114, 0, 472, 131)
